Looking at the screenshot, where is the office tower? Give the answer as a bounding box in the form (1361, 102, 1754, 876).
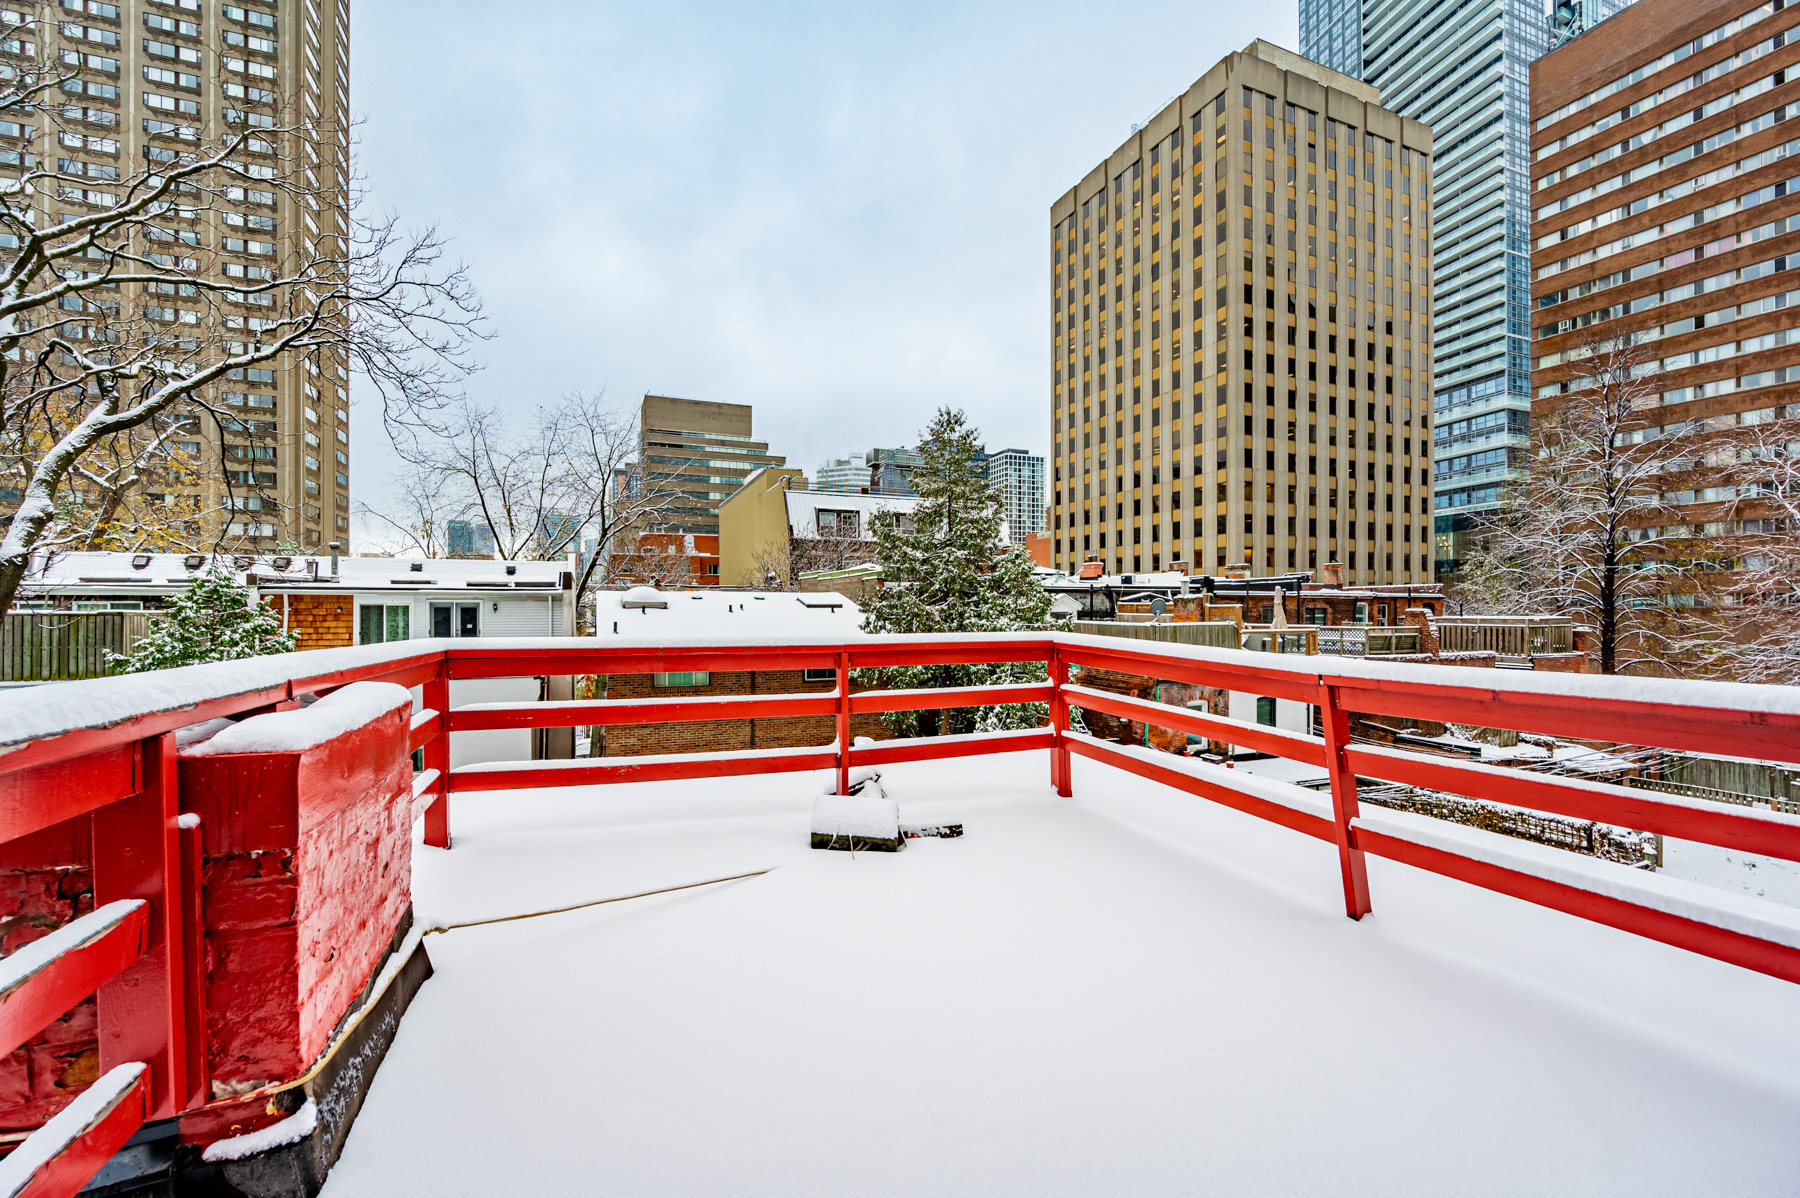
(1533, 0, 1799, 547)
(1050, 41, 1434, 583)
(815, 453, 869, 492)
(868, 446, 922, 495)
(0, 0, 354, 551)
(986, 448, 1045, 539)
(637, 394, 784, 535)
(1300, 0, 1630, 575)
(1549, 0, 1618, 48)
(447, 519, 495, 559)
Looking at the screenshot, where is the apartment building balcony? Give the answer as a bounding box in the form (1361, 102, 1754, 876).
(1432, 427, 1531, 454)
(1, 636, 1797, 1195)
(1431, 461, 1517, 489)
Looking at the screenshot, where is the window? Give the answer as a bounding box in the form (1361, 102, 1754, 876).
(802, 667, 836, 684)
(653, 671, 711, 688)
(430, 602, 480, 639)
(1255, 696, 1276, 726)
(816, 509, 860, 536)
(358, 604, 410, 645)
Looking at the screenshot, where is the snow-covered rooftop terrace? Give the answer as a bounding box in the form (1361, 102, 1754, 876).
(323, 751, 1800, 1196)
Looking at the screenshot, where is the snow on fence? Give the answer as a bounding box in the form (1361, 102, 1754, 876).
(4, 632, 1800, 1194)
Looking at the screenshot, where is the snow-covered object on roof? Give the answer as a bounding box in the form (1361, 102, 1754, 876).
(180, 682, 411, 756)
(18, 551, 569, 596)
(812, 793, 900, 841)
(619, 586, 667, 609)
(593, 589, 866, 640)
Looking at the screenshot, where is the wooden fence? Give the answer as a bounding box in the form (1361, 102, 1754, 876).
(0, 611, 148, 682)
(1436, 618, 1575, 659)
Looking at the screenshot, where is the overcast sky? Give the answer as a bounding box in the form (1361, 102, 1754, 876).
(348, 1, 1298, 531)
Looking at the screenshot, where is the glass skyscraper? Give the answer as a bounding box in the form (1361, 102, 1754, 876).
(1299, 0, 1628, 574)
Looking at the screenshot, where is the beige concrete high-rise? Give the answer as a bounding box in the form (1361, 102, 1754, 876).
(1, 0, 351, 550)
(1049, 41, 1435, 584)
(637, 394, 785, 535)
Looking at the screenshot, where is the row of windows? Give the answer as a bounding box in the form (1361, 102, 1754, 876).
(1536, 0, 1789, 134)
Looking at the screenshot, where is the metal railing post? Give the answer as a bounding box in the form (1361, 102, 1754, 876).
(835, 650, 851, 796)
(1049, 644, 1072, 797)
(1319, 682, 1372, 920)
(423, 657, 452, 849)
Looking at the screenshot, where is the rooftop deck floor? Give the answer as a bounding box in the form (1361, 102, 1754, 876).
(323, 753, 1800, 1196)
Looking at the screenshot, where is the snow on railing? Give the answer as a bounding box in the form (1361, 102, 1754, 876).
(5, 631, 1800, 1193)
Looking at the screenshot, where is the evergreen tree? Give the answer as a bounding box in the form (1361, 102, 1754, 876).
(112, 561, 298, 673)
(859, 407, 1051, 735)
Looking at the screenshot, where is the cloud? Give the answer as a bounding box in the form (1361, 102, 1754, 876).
(348, 0, 1298, 529)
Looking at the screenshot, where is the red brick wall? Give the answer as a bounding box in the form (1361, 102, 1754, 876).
(600, 669, 888, 756)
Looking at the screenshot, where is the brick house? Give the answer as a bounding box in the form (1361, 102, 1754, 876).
(593, 587, 890, 756)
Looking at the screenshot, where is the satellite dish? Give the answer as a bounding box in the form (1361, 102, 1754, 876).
(1150, 597, 1167, 618)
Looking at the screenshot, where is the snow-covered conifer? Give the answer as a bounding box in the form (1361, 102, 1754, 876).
(859, 408, 1051, 734)
(112, 562, 297, 673)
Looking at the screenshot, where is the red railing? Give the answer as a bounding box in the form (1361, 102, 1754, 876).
(3, 632, 1800, 1194)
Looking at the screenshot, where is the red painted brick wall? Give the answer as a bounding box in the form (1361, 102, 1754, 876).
(181, 703, 413, 1098)
(0, 702, 414, 1143)
(0, 822, 96, 1129)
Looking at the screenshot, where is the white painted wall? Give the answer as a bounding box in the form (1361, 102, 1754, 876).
(448, 677, 537, 768)
(1226, 691, 1313, 750)
(483, 595, 564, 636)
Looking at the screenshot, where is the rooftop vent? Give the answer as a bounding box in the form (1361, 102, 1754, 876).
(130, 554, 151, 570)
(183, 555, 205, 570)
(505, 564, 517, 576)
(272, 556, 292, 571)
(409, 561, 424, 572)
(232, 556, 252, 570)
(620, 586, 668, 610)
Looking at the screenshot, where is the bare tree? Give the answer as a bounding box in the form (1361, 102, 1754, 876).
(354, 465, 459, 558)
(1458, 333, 1800, 679)
(0, 24, 484, 614)
(740, 521, 876, 588)
(383, 390, 688, 626)
(605, 538, 695, 588)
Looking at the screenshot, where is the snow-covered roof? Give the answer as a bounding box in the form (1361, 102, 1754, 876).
(1042, 569, 1195, 590)
(19, 551, 570, 595)
(1229, 755, 1332, 788)
(593, 588, 866, 639)
(783, 489, 920, 535)
(1552, 745, 1636, 774)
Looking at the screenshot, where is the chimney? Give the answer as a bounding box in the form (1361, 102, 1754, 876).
(1319, 560, 1344, 587)
(329, 541, 340, 577)
(1223, 562, 1251, 581)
